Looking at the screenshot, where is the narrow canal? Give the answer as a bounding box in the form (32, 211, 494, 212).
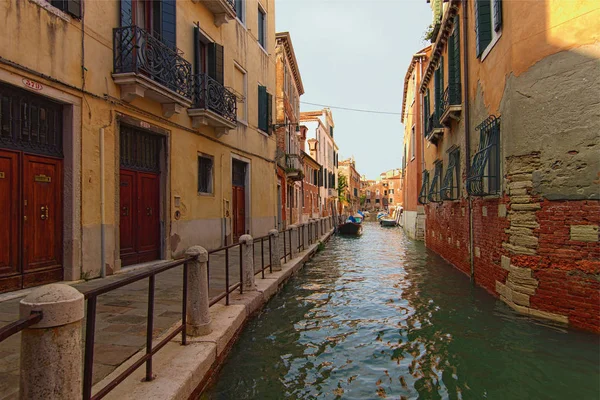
(203, 222, 599, 399)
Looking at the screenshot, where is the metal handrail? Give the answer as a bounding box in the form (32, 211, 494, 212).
(0, 311, 43, 344)
(82, 256, 194, 400)
(113, 26, 193, 100)
(193, 73, 237, 123)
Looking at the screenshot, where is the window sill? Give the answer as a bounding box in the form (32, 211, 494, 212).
(28, 0, 71, 22)
(237, 119, 248, 127)
(411, 156, 416, 162)
(258, 44, 269, 56)
(480, 30, 503, 62)
(198, 192, 215, 197)
(236, 18, 247, 30)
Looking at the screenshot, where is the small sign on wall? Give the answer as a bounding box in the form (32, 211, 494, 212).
(22, 78, 43, 91)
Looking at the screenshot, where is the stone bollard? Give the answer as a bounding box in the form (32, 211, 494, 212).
(19, 284, 84, 400)
(269, 229, 282, 271)
(185, 246, 211, 336)
(240, 234, 257, 291)
(303, 222, 309, 246)
(289, 225, 299, 259)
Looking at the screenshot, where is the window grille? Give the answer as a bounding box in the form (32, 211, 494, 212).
(466, 115, 501, 196)
(198, 155, 213, 194)
(428, 161, 443, 203)
(441, 148, 460, 200)
(120, 125, 161, 172)
(418, 170, 430, 204)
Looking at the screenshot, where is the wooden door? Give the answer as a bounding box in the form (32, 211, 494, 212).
(232, 185, 245, 243)
(22, 154, 63, 287)
(119, 170, 137, 266)
(136, 172, 160, 263)
(0, 150, 20, 291)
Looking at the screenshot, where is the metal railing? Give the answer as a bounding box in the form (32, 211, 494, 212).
(441, 83, 462, 117)
(425, 111, 443, 140)
(113, 26, 193, 100)
(0, 311, 43, 344)
(207, 242, 244, 306)
(253, 235, 273, 279)
(192, 73, 237, 123)
(82, 257, 195, 400)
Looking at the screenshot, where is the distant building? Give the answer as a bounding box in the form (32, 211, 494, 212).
(338, 157, 362, 214)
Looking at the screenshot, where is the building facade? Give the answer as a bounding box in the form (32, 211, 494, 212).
(406, 0, 600, 332)
(300, 109, 338, 217)
(338, 157, 361, 214)
(275, 32, 304, 229)
(0, 0, 277, 292)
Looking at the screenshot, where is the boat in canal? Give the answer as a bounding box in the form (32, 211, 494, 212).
(338, 214, 363, 236)
(379, 217, 397, 227)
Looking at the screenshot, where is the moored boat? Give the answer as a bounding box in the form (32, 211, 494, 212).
(379, 218, 397, 227)
(338, 222, 363, 235)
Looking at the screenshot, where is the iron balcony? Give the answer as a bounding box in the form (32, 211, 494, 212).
(285, 154, 304, 182)
(188, 73, 238, 137)
(425, 110, 444, 144)
(112, 26, 193, 117)
(440, 83, 462, 126)
(192, 0, 237, 27)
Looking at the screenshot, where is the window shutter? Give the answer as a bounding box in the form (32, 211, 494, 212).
(313, 170, 318, 185)
(434, 67, 440, 117)
(258, 85, 267, 132)
(266, 92, 273, 134)
(453, 17, 461, 102)
(207, 43, 224, 85)
(493, 0, 502, 32)
(439, 57, 444, 113)
(120, 0, 133, 26)
(161, 0, 177, 49)
(475, 0, 492, 58)
(324, 168, 328, 188)
(193, 26, 200, 75)
(67, 0, 81, 18)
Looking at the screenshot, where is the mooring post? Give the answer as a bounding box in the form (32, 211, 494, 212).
(19, 284, 84, 400)
(269, 229, 282, 271)
(289, 225, 299, 259)
(240, 234, 257, 291)
(185, 246, 211, 336)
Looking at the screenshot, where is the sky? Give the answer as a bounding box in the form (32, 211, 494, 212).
(275, 0, 432, 180)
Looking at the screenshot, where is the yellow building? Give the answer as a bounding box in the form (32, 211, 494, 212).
(0, 0, 277, 292)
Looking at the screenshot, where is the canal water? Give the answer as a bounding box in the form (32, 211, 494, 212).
(203, 222, 599, 399)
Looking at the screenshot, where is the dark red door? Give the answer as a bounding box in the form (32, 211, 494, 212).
(136, 172, 160, 263)
(22, 154, 63, 288)
(0, 150, 20, 292)
(232, 185, 245, 243)
(120, 169, 160, 266)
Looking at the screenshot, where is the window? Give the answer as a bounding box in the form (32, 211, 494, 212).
(418, 170, 430, 204)
(428, 161, 443, 203)
(441, 148, 460, 200)
(384, 190, 387, 196)
(235, 0, 245, 24)
(257, 85, 272, 133)
(354, 188, 358, 197)
(375, 199, 380, 204)
(411, 126, 416, 159)
(258, 7, 266, 49)
(234, 64, 247, 123)
(475, 0, 503, 59)
(50, 0, 81, 18)
(198, 155, 214, 194)
(467, 116, 501, 196)
(447, 16, 462, 106)
(389, 198, 394, 204)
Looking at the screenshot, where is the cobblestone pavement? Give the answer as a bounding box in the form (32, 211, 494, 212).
(0, 229, 322, 399)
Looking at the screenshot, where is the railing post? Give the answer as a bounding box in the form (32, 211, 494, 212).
(289, 225, 299, 259)
(240, 234, 257, 291)
(303, 222, 309, 248)
(19, 284, 84, 400)
(269, 229, 282, 271)
(185, 247, 211, 336)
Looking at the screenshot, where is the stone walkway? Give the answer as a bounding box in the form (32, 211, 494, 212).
(0, 231, 320, 400)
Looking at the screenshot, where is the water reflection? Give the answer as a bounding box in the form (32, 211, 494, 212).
(203, 222, 600, 400)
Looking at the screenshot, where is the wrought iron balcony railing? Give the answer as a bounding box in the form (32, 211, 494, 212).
(113, 26, 193, 100)
(440, 83, 462, 125)
(192, 73, 237, 124)
(425, 111, 443, 140)
(285, 154, 304, 181)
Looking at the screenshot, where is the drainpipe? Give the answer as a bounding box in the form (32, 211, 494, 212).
(99, 128, 106, 278)
(461, 0, 475, 282)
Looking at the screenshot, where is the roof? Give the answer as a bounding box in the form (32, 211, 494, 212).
(419, 0, 460, 93)
(400, 45, 431, 121)
(276, 32, 305, 95)
(301, 150, 320, 168)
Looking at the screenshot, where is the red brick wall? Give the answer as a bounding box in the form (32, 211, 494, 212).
(516, 200, 600, 333)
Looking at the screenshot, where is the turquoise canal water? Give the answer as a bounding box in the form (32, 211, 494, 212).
(203, 222, 599, 399)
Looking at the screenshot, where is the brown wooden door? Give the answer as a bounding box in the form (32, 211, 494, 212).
(0, 150, 20, 291)
(136, 172, 160, 263)
(119, 170, 137, 266)
(120, 169, 160, 266)
(22, 154, 63, 288)
(232, 185, 245, 243)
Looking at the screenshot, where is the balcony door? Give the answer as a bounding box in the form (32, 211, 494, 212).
(121, 0, 176, 48)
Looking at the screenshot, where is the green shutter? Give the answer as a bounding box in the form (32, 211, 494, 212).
(161, 0, 177, 49)
(493, 0, 502, 32)
(448, 17, 461, 105)
(434, 67, 441, 117)
(475, 0, 492, 58)
(258, 85, 267, 132)
(266, 93, 272, 134)
(440, 57, 444, 114)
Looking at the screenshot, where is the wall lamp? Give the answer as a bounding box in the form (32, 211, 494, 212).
(272, 123, 300, 132)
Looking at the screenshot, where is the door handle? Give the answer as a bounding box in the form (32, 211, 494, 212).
(122, 206, 129, 216)
(40, 205, 49, 220)
(146, 207, 152, 216)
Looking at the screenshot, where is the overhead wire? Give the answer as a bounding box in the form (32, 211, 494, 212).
(300, 101, 402, 116)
